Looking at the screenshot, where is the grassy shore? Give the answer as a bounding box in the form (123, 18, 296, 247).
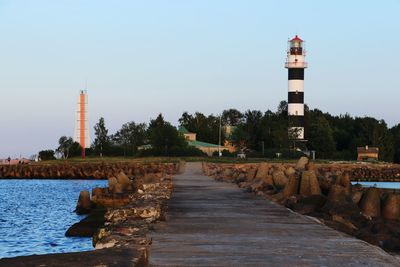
(30, 157, 181, 165)
(30, 156, 377, 165)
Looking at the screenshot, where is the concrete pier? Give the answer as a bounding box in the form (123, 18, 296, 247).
(149, 162, 400, 266)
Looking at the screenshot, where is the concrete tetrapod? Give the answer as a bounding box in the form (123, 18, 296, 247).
(283, 174, 300, 197)
(382, 194, 400, 220)
(360, 188, 381, 218)
(75, 190, 92, 215)
(295, 156, 309, 171)
(255, 163, 270, 180)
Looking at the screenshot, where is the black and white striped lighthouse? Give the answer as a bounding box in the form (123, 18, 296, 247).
(285, 35, 308, 140)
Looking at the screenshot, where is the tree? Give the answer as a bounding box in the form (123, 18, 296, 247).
(38, 150, 56, 161)
(307, 115, 336, 157)
(178, 112, 223, 144)
(277, 100, 288, 116)
(56, 136, 80, 159)
(93, 117, 110, 157)
(261, 110, 290, 149)
(230, 125, 250, 150)
(391, 124, 400, 163)
(113, 122, 147, 156)
(241, 110, 263, 151)
(148, 114, 187, 155)
(222, 109, 244, 126)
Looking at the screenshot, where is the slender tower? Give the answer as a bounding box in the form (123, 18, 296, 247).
(285, 35, 308, 140)
(74, 90, 90, 158)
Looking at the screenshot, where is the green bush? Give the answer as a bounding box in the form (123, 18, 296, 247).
(38, 150, 56, 160)
(136, 145, 206, 157)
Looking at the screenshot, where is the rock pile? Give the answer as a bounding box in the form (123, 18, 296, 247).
(0, 162, 179, 179)
(203, 159, 400, 252)
(65, 162, 177, 262)
(93, 173, 173, 250)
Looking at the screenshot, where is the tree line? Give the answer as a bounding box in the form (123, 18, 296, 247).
(38, 114, 205, 160)
(38, 101, 400, 162)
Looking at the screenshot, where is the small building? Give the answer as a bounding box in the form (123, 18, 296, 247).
(357, 146, 379, 161)
(179, 126, 197, 141)
(179, 126, 229, 156)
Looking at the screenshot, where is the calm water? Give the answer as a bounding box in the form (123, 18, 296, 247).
(351, 181, 400, 189)
(0, 179, 107, 259)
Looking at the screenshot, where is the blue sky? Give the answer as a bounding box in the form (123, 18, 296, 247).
(0, 1, 399, 158)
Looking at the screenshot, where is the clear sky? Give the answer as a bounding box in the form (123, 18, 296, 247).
(0, 1, 399, 158)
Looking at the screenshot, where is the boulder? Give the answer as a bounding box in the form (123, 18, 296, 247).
(308, 171, 321, 195)
(92, 194, 130, 208)
(66, 208, 106, 237)
(323, 200, 365, 230)
(325, 217, 358, 235)
(116, 172, 132, 191)
(108, 177, 118, 192)
(284, 167, 296, 177)
(262, 175, 274, 185)
(332, 214, 358, 231)
(113, 183, 124, 194)
(255, 163, 269, 179)
(291, 195, 327, 215)
(318, 175, 333, 195)
(234, 173, 246, 184)
(336, 173, 352, 195)
(143, 173, 159, 184)
(272, 170, 288, 189)
(327, 185, 347, 203)
(336, 173, 351, 187)
(222, 168, 234, 179)
(246, 168, 257, 181)
(295, 157, 309, 171)
(359, 188, 381, 218)
(250, 179, 266, 192)
(305, 162, 316, 171)
(299, 171, 311, 196)
(75, 190, 92, 215)
(351, 191, 363, 205)
(269, 192, 285, 202)
(300, 170, 320, 196)
(283, 174, 299, 197)
(92, 187, 104, 198)
(382, 194, 400, 220)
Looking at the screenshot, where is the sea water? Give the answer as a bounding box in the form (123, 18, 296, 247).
(0, 179, 107, 259)
(351, 181, 400, 189)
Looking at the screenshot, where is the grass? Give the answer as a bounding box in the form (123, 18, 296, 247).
(31, 156, 181, 165)
(33, 156, 392, 166)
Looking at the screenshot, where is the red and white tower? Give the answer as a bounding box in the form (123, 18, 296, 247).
(285, 35, 308, 140)
(74, 90, 90, 157)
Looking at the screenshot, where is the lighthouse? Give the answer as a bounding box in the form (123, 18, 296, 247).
(73, 90, 90, 158)
(285, 35, 307, 140)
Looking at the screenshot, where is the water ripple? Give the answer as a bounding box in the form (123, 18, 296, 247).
(0, 179, 107, 259)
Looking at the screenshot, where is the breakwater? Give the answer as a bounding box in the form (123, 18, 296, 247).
(0, 162, 179, 179)
(203, 159, 400, 253)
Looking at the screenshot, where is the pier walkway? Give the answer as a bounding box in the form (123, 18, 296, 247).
(149, 162, 400, 266)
